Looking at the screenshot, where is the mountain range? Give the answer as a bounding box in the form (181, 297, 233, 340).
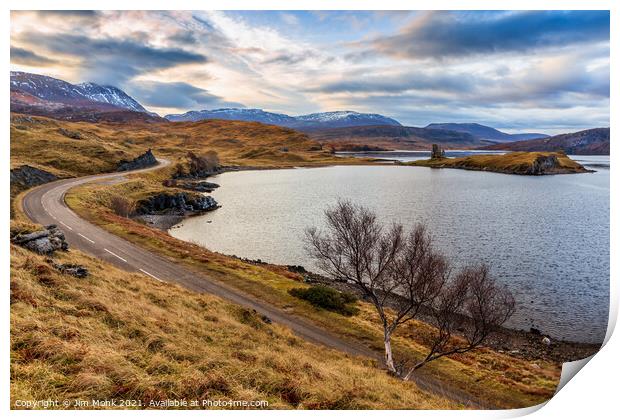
(425, 123, 549, 143)
(165, 108, 402, 130)
(305, 124, 493, 151)
(9, 71, 609, 154)
(479, 128, 610, 155)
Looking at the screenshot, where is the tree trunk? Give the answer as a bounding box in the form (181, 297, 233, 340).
(403, 361, 425, 381)
(384, 330, 397, 374)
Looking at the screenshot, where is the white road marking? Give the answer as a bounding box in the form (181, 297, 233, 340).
(104, 248, 127, 262)
(59, 221, 73, 230)
(78, 233, 95, 244)
(139, 268, 163, 282)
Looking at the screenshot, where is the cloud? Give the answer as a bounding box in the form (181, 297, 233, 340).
(280, 13, 299, 25)
(305, 71, 477, 94)
(17, 31, 208, 84)
(369, 11, 610, 59)
(10, 46, 57, 66)
(128, 80, 243, 109)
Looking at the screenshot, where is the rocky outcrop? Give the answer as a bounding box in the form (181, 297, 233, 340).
(136, 192, 219, 216)
(11, 225, 69, 255)
(526, 155, 561, 175)
(48, 259, 89, 278)
(162, 179, 220, 193)
(58, 127, 83, 139)
(10, 165, 58, 188)
(117, 149, 157, 172)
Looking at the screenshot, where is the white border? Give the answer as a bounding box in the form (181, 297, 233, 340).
(3, 1, 617, 419)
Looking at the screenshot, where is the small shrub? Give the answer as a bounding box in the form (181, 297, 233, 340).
(110, 195, 135, 217)
(289, 285, 359, 316)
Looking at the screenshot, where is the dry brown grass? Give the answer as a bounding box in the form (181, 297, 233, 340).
(10, 244, 458, 409)
(10, 114, 366, 180)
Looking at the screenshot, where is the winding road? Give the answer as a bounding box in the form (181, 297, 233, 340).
(21, 159, 488, 409)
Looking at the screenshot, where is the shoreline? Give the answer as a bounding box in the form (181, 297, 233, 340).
(212, 256, 603, 363)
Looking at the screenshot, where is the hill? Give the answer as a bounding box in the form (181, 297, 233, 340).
(305, 124, 493, 151)
(10, 113, 362, 186)
(10, 240, 453, 409)
(165, 109, 402, 130)
(425, 123, 548, 142)
(479, 128, 610, 155)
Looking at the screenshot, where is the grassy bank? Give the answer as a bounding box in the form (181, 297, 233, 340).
(407, 151, 589, 175)
(11, 243, 460, 409)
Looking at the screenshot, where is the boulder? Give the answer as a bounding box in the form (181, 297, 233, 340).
(117, 149, 158, 171)
(58, 128, 83, 139)
(49, 261, 89, 278)
(11, 224, 69, 255)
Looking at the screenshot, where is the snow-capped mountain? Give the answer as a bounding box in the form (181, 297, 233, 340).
(10, 71, 147, 113)
(75, 82, 147, 113)
(294, 111, 401, 129)
(165, 108, 402, 129)
(165, 108, 297, 125)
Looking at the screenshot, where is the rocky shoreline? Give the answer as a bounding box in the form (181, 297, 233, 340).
(134, 192, 220, 231)
(233, 259, 602, 363)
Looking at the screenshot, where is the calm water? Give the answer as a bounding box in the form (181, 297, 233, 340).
(170, 155, 610, 343)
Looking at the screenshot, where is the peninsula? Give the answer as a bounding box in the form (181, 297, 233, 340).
(408, 150, 591, 175)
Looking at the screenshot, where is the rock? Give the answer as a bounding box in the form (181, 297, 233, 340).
(11, 224, 69, 255)
(163, 179, 220, 193)
(542, 337, 552, 346)
(527, 155, 560, 175)
(47, 259, 89, 278)
(10, 165, 58, 188)
(135, 192, 219, 216)
(58, 128, 83, 139)
(117, 149, 157, 171)
(431, 144, 445, 159)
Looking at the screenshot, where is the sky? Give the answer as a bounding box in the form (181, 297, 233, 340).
(10, 10, 610, 133)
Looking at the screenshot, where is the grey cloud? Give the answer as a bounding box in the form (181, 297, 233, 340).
(18, 32, 208, 85)
(10, 46, 57, 66)
(305, 71, 478, 94)
(128, 81, 243, 109)
(369, 11, 610, 59)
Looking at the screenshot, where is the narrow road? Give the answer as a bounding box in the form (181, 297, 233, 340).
(21, 160, 489, 409)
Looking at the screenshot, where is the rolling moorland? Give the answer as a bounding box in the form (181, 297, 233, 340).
(10, 113, 570, 409)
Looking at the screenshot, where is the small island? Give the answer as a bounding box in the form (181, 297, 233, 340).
(407, 146, 592, 175)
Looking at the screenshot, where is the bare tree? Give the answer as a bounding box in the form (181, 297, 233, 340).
(402, 264, 515, 379)
(306, 200, 515, 378)
(306, 201, 403, 372)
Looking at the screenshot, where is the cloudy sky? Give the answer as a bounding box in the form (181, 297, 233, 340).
(10, 10, 609, 133)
